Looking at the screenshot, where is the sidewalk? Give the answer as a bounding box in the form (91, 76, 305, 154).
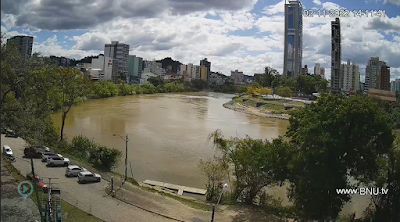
(107, 178, 291, 222)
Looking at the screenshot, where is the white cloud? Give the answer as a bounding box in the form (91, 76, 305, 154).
(313, 0, 322, 5)
(262, 0, 285, 15)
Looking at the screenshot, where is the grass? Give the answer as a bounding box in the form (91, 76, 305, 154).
(1, 154, 103, 222)
(140, 186, 214, 211)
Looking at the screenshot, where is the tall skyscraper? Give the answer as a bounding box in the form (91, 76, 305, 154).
(331, 18, 342, 92)
(104, 41, 130, 81)
(200, 58, 211, 81)
(341, 59, 360, 92)
(379, 63, 390, 91)
(365, 57, 388, 92)
(283, 0, 303, 78)
(7, 35, 34, 60)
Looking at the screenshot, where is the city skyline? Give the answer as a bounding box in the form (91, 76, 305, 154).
(1, 0, 400, 81)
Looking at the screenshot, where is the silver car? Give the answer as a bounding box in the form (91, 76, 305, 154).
(78, 171, 101, 183)
(65, 165, 87, 177)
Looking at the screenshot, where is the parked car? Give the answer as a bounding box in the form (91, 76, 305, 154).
(24, 145, 50, 158)
(46, 155, 70, 167)
(5, 129, 17, 138)
(41, 152, 57, 162)
(3, 145, 13, 156)
(65, 165, 87, 177)
(26, 173, 48, 192)
(24, 147, 43, 158)
(78, 171, 101, 183)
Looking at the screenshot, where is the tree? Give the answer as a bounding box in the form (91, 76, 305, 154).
(286, 94, 393, 221)
(52, 68, 91, 140)
(147, 76, 165, 87)
(199, 156, 227, 203)
(191, 79, 208, 91)
(276, 86, 292, 97)
(208, 130, 292, 205)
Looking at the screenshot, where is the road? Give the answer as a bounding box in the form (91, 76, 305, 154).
(1, 135, 174, 222)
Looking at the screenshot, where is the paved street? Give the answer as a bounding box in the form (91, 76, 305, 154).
(1, 135, 173, 222)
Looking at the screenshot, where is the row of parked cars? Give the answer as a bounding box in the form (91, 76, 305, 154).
(18, 145, 102, 184)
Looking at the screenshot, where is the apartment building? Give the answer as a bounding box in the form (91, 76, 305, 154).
(104, 41, 130, 81)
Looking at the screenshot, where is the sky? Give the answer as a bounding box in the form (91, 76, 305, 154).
(1, 0, 400, 82)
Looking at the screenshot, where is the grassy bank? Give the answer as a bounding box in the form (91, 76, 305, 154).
(1, 154, 103, 222)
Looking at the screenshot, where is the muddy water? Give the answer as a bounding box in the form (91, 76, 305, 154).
(52, 92, 368, 217)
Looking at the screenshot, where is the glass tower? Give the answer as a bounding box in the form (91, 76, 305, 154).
(283, 0, 303, 78)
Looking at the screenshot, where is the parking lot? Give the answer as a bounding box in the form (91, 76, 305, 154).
(1, 135, 174, 222)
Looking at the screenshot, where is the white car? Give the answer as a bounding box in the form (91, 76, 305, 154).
(46, 155, 70, 167)
(78, 171, 101, 183)
(65, 165, 87, 177)
(2, 145, 13, 156)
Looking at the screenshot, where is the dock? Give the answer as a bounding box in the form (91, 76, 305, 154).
(143, 180, 207, 196)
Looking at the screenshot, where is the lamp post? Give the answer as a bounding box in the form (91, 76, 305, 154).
(211, 183, 228, 222)
(113, 134, 129, 182)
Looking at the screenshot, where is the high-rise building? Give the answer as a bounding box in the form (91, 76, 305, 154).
(128, 55, 143, 84)
(6, 35, 34, 60)
(301, 65, 308, 75)
(365, 57, 387, 92)
(314, 63, 325, 78)
(104, 41, 130, 81)
(191, 65, 200, 79)
(341, 59, 360, 92)
(379, 63, 390, 91)
(200, 58, 211, 81)
(320, 67, 325, 78)
(200, 65, 208, 81)
(331, 18, 342, 92)
(391, 79, 400, 93)
(283, 0, 303, 78)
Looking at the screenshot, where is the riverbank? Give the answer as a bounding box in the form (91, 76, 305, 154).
(223, 100, 291, 120)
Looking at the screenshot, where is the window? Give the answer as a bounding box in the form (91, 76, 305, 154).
(288, 7, 294, 29)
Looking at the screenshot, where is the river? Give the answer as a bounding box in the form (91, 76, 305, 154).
(52, 92, 368, 217)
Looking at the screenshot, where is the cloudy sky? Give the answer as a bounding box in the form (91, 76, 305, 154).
(1, 0, 400, 82)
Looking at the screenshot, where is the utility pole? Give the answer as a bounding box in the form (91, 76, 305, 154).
(30, 154, 43, 222)
(125, 134, 129, 182)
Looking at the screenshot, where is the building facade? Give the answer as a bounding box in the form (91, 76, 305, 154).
(143, 60, 164, 77)
(230, 70, 245, 85)
(104, 41, 130, 81)
(128, 55, 143, 84)
(7, 35, 34, 60)
(283, 0, 303, 78)
(341, 59, 360, 92)
(91, 55, 115, 80)
(331, 18, 342, 92)
(314, 63, 325, 78)
(200, 65, 208, 81)
(379, 63, 390, 91)
(200, 58, 211, 81)
(365, 57, 386, 92)
(391, 79, 400, 93)
(191, 65, 200, 79)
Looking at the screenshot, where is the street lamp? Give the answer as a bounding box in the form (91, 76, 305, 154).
(113, 134, 129, 182)
(211, 183, 228, 222)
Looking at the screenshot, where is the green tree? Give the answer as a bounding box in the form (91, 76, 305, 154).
(276, 86, 293, 97)
(147, 76, 165, 87)
(208, 130, 292, 205)
(286, 94, 393, 221)
(52, 68, 92, 140)
(199, 156, 227, 203)
(191, 79, 208, 91)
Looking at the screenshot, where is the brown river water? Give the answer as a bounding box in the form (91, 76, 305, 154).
(51, 92, 369, 217)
